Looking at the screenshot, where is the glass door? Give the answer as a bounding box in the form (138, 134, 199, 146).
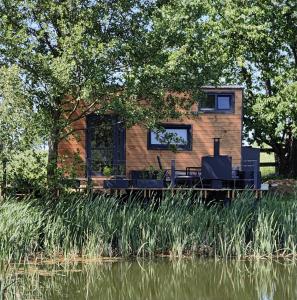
(86, 115, 125, 176)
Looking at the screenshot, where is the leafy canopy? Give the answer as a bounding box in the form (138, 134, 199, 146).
(209, 0, 297, 145)
(0, 65, 38, 158)
(0, 0, 223, 132)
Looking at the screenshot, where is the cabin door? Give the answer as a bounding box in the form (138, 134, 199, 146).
(86, 115, 125, 177)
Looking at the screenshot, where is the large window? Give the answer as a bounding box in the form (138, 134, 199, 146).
(148, 124, 192, 150)
(86, 115, 125, 176)
(200, 94, 234, 113)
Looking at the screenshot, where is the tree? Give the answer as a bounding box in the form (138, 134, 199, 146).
(209, 0, 297, 176)
(0, 0, 222, 188)
(0, 65, 38, 195)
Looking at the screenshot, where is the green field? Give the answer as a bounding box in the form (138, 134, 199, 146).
(260, 151, 276, 177)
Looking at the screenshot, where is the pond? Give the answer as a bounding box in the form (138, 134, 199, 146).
(2, 259, 297, 299)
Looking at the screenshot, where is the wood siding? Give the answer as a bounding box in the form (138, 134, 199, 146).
(58, 88, 243, 181)
(58, 111, 87, 177)
(126, 88, 242, 174)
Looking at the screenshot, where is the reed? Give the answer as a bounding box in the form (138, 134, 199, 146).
(0, 191, 297, 262)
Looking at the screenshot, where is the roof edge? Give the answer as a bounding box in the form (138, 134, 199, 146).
(201, 85, 244, 90)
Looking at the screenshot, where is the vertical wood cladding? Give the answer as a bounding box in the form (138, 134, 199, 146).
(126, 88, 243, 174)
(58, 111, 87, 177)
(58, 88, 243, 179)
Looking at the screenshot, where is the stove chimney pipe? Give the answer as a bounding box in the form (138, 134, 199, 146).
(214, 138, 220, 157)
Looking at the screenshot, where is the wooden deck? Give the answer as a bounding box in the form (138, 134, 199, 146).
(76, 186, 267, 200)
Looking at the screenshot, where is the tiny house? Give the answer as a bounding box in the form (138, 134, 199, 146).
(58, 86, 253, 188)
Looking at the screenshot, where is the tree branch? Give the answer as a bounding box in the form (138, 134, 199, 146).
(66, 98, 81, 121)
(66, 101, 98, 126)
(59, 127, 85, 142)
(265, 78, 273, 97)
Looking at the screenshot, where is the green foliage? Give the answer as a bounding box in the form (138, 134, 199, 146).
(252, 83, 297, 141)
(146, 165, 165, 180)
(103, 166, 112, 177)
(58, 150, 85, 179)
(6, 150, 47, 191)
(0, 0, 223, 183)
(0, 66, 42, 193)
(208, 0, 297, 175)
(0, 0, 217, 132)
(1, 192, 297, 262)
(0, 66, 38, 158)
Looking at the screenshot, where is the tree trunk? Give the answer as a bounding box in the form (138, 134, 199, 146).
(47, 107, 61, 194)
(275, 139, 297, 177)
(276, 153, 289, 177)
(0, 157, 7, 199)
(47, 127, 60, 187)
(288, 139, 297, 177)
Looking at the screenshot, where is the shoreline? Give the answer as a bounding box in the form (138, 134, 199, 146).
(5, 251, 297, 267)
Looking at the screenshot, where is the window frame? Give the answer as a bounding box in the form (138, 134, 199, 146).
(199, 93, 234, 113)
(147, 124, 192, 151)
(86, 114, 126, 177)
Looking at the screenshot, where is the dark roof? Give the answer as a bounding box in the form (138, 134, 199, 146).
(202, 85, 244, 90)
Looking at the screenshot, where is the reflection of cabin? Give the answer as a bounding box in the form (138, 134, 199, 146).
(58, 86, 243, 187)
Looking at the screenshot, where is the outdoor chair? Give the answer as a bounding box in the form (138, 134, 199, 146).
(157, 156, 203, 188)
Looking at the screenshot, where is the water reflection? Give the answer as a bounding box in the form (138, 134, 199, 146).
(2, 259, 297, 300)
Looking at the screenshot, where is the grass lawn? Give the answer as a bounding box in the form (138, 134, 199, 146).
(260, 151, 276, 177)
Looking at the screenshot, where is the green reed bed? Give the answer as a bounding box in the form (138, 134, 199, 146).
(0, 191, 297, 262)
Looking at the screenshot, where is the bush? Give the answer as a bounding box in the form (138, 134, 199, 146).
(4, 149, 47, 192)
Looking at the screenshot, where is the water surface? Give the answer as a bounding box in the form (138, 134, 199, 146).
(3, 259, 297, 299)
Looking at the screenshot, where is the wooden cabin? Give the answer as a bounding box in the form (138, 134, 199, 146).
(58, 86, 243, 187)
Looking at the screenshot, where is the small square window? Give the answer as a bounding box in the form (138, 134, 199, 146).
(200, 94, 215, 111)
(217, 95, 232, 110)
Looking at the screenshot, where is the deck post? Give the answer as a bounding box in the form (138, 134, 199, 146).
(171, 160, 176, 187)
(232, 190, 235, 199)
(255, 190, 259, 200)
(253, 161, 257, 189)
(87, 176, 92, 193)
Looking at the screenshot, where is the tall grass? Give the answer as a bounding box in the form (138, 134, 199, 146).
(0, 191, 297, 262)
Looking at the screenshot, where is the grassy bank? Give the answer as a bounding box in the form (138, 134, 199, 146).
(1, 191, 297, 262)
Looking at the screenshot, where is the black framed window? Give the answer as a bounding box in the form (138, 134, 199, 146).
(86, 114, 125, 176)
(148, 124, 192, 151)
(200, 94, 234, 113)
